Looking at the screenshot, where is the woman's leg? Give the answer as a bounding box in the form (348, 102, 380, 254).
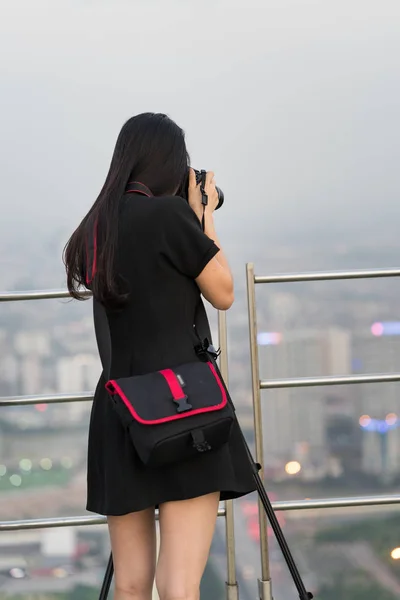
(155, 492, 220, 600)
(108, 508, 157, 600)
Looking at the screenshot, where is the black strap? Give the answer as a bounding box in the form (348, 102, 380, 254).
(125, 181, 152, 197)
(93, 299, 113, 380)
(198, 170, 208, 231)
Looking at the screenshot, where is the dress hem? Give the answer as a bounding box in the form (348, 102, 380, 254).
(86, 485, 256, 517)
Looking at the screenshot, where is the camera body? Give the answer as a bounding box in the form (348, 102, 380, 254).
(183, 169, 224, 210)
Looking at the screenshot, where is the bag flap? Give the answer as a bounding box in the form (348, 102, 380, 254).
(105, 360, 227, 425)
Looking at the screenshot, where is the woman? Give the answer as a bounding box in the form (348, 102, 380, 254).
(64, 113, 255, 600)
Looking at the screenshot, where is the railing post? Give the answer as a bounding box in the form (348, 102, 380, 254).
(246, 263, 273, 600)
(218, 310, 239, 600)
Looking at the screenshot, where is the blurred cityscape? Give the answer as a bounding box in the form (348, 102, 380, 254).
(2, 0, 400, 596)
(1, 232, 400, 599)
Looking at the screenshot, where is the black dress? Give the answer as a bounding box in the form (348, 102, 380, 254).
(86, 193, 256, 516)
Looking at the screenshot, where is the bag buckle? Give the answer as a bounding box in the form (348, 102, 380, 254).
(191, 429, 212, 453)
(207, 344, 221, 359)
(195, 338, 221, 361)
(173, 396, 193, 413)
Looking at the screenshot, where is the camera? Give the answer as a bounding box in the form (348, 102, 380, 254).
(182, 169, 224, 210)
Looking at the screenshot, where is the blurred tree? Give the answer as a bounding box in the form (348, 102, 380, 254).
(319, 575, 396, 600)
(200, 560, 224, 600)
(68, 586, 98, 600)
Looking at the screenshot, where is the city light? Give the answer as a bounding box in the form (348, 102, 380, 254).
(52, 567, 69, 578)
(359, 415, 371, 427)
(257, 332, 282, 345)
(386, 413, 398, 426)
(371, 322, 384, 336)
(359, 413, 400, 433)
(371, 321, 400, 336)
(39, 458, 53, 471)
(34, 403, 48, 412)
(9, 568, 25, 579)
(61, 456, 73, 469)
(390, 548, 400, 560)
(0, 465, 6, 477)
(285, 461, 302, 475)
(19, 458, 32, 472)
(9, 474, 22, 487)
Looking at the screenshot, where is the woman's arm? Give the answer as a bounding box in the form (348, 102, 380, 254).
(195, 216, 234, 310)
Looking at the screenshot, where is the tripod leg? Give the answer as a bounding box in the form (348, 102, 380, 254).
(99, 553, 114, 600)
(250, 461, 313, 600)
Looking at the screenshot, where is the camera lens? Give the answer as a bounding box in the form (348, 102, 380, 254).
(215, 187, 224, 210)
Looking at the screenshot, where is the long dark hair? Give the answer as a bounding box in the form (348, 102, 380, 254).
(63, 113, 189, 304)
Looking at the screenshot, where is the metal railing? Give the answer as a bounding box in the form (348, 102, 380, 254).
(1, 391, 93, 407)
(2, 493, 400, 532)
(0, 289, 90, 301)
(246, 264, 400, 600)
(0, 266, 400, 600)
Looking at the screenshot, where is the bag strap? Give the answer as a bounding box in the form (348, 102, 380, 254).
(125, 181, 152, 197)
(93, 296, 214, 381)
(193, 299, 220, 361)
(93, 299, 112, 380)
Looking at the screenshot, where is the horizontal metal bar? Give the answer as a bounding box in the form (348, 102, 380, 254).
(273, 494, 400, 511)
(0, 289, 91, 302)
(0, 392, 93, 407)
(0, 507, 227, 531)
(255, 267, 400, 284)
(1, 266, 399, 302)
(0, 515, 108, 531)
(260, 372, 400, 389)
(2, 267, 400, 301)
(4, 373, 400, 407)
(1, 495, 399, 531)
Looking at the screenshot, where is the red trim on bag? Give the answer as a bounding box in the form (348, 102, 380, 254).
(105, 362, 227, 425)
(159, 369, 186, 400)
(105, 381, 116, 394)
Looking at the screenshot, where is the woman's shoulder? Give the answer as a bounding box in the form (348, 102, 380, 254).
(152, 195, 196, 217)
(120, 194, 200, 231)
(154, 196, 203, 233)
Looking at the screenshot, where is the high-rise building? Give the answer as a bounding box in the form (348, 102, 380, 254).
(12, 331, 51, 396)
(258, 327, 352, 478)
(56, 353, 101, 421)
(352, 324, 400, 478)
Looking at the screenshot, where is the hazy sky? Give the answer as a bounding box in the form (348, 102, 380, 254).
(1, 0, 400, 248)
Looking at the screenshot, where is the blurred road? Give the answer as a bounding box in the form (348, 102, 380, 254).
(212, 495, 315, 600)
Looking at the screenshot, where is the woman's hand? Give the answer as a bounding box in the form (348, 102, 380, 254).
(188, 169, 219, 223)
